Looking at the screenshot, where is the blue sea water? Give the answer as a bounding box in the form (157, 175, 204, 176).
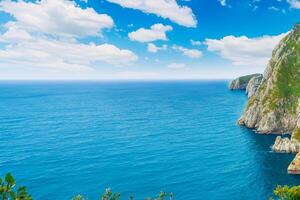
(0, 81, 300, 200)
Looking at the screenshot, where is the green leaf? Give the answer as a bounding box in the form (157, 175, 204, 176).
(5, 173, 15, 187)
(9, 191, 16, 200)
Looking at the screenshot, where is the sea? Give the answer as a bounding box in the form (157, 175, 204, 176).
(0, 81, 299, 200)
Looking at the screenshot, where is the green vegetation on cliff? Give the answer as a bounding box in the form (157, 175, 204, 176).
(240, 23, 300, 133)
(293, 127, 300, 142)
(264, 24, 300, 114)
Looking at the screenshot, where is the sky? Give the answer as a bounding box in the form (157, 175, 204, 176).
(0, 0, 299, 80)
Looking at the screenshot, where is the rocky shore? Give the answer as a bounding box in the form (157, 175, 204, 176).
(288, 153, 300, 174)
(272, 136, 300, 153)
(233, 23, 300, 174)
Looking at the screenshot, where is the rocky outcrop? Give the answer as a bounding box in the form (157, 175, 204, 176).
(229, 74, 262, 90)
(272, 136, 300, 153)
(288, 153, 300, 174)
(246, 74, 263, 98)
(236, 23, 300, 174)
(239, 23, 300, 134)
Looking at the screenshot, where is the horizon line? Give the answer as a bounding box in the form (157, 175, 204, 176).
(0, 78, 232, 82)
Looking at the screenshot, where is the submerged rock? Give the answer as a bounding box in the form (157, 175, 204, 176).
(288, 153, 300, 174)
(229, 74, 262, 90)
(246, 74, 263, 98)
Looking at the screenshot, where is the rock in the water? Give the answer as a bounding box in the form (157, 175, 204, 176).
(288, 153, 300, 174)
(239, 23, 300, 134)
(229, 74, 262, 90)
(272, 136, 300, 153)
(246, 74, 263, 98)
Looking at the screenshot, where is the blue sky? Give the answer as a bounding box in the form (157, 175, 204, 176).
(0, 0, 299, 80)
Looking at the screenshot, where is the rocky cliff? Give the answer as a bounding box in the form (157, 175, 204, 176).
(237, 23, 300, 174)
(229, 74, 262, 90)
(246, 74, 263, 98)
(239, 23, 300, 134)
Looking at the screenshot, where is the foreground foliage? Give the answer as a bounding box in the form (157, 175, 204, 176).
(0, 173, 32, 200)
(0, 173, 173, 200)
(72, 189, 173, 200)
(271, 185, 300, 200)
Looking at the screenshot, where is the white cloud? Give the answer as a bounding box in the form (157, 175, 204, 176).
(172, 45, 202, 58)
(147, 43, 167, 53)
(268, 6, 285, 13)
(205, 33, 287, 67)
(287, 0, 300, 9)
(0, 27, 138, 71)
(168, 63, 186, 69)
(190, 39, 202, 46)
(0, 0, 138, 73)
(106, 0, 197, 28)
(129, 24, 172, 43)
(0, 0, 114, 38)
(218, 0, 227, 6)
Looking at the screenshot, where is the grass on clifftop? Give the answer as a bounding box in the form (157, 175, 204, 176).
(293, 127, 300, 141)
(264, 27, 300, 114)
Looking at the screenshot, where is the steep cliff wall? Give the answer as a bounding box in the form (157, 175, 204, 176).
(246, 74, 263, 98)
(239, 23, 300, 134)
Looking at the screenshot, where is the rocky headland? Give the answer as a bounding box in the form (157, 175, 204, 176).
(232, 23, 300, 174)
(229, 74, 262, 90)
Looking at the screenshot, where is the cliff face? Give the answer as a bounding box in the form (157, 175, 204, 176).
(229, 74, 262, 90)
(246, 74, 263, 98)
(239, 23, 300, 134)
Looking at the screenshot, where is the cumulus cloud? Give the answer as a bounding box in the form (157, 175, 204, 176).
(0, 0, 114, 38)
(147, 43, 167, 53)
(0, 0, 137, 72)
(106, 0, 197, 28)
(0, 27, 137, 71)
(172, 45, 202, 58)
(129, 24, 172, 43)
(205, 33, 287, 67)
(287, 0, 300, 9)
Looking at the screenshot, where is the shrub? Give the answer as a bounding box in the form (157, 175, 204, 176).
(271, 185, 300, 200)
(0, 173, 32, 200)
(0, 173, 173, 200)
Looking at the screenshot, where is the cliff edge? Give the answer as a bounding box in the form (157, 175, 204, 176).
(239, 23, 300, 134)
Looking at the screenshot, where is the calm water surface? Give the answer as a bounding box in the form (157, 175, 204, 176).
(0, 81, 299, 200)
